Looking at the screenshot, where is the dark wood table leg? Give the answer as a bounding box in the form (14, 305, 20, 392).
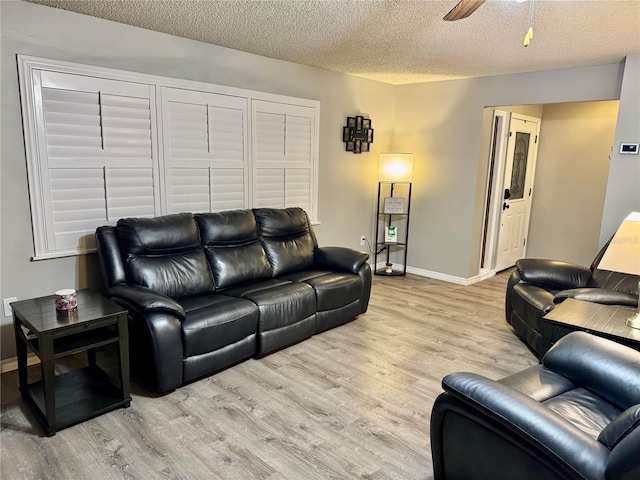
(117, 316, 131, 406)
(13, 316, 28, 394)
(40, 334, 56, 436)
(87, 348, 97, 369)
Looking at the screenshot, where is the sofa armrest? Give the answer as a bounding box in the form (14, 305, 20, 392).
(598, 404, 640, 450)
(110, 284, 185, 319)
(315, 246, 369, 274)
(516, 259, 592, 290)
(441, 372, 609, 477)
(605, 423, 640, 480)
(554, 288, 638, 307)
(109, 284, 185, 392)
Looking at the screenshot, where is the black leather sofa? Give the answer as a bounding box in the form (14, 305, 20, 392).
(505, 242, 639, 357)
(96, 207, 371, 392)
(431, 332, 640, 480)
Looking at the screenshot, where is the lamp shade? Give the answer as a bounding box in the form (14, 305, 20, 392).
(379, 153, 413, 182)
(598, 212, 640, 276)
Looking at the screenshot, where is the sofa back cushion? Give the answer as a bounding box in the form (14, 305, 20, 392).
(196, 210, 272, 289)
(589, 269, 639, 295)
(253, 207, 316, 277)
(117, 213, 214, 298)
(543, 332, 640, 410)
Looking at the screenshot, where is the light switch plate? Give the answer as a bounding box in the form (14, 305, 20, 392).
(3, 297, 17, 317)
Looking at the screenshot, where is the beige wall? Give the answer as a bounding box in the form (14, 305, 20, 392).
(527, 101, 619, 265)
(0, 1, 395, 360)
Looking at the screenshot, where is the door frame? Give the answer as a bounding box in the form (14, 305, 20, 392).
(478, 109, 508, 278)
(478, 111, 540, 277)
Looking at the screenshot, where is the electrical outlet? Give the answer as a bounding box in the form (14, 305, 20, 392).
(3, 297, 17, 317)
(360, 235, 366, 246)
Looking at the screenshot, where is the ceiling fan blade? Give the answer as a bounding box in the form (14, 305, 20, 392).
(443, 0, 486, 21)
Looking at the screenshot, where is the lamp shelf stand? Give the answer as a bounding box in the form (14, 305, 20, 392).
(374, 181, 412, 276)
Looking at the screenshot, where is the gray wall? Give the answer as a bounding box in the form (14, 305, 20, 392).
(393, 64, 625, 279)
(600, 54, 640, 241)
(0, 1, 395, 360)
(527, 101, 619, 265)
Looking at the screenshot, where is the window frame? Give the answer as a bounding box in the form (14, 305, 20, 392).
(18, 55, 320, 260)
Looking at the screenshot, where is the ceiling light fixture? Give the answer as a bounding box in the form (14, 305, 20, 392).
(523, 0, 535, 47)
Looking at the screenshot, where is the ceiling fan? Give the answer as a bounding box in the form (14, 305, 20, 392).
(444, 0, 535, 47)
(443, 0, 486, 21)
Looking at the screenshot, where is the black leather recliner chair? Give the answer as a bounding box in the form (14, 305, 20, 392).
(96, 207, 371, 392)
(505, 242, 638, 357)
(431, 332, 640, 480)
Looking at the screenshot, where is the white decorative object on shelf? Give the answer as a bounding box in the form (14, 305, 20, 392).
(384, 197, 405, 214)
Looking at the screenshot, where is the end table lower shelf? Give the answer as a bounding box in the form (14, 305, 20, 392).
(23, 366, 130, 433)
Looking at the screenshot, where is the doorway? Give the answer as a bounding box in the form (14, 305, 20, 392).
(478, 101, 619, 278)
(479, 110, 541, 273)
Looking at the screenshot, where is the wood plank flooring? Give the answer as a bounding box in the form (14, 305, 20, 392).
(0, 271, 537, 479)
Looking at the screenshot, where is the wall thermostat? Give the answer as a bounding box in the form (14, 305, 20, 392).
(620, 143, 639, 154)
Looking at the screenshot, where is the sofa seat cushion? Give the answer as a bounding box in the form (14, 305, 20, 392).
(180, 294, 259, 357)
(542, 388, 621, 439)
(237, 283, 315, 330)
(280, 269, 362, 310)
(304, 273, 362, 311)
(499, 365, 576, 402)
(226, 281, 317, 355)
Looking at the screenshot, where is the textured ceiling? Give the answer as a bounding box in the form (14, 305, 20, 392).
(24, 0, 640, 85)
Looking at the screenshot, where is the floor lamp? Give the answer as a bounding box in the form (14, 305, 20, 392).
(597, 212, 640, 329)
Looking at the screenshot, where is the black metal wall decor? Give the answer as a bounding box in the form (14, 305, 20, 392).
(343, 116, 374, 154)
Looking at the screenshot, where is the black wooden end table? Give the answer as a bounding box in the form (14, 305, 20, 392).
(541, 298, 640, 356)
(12, 289, 130, 436)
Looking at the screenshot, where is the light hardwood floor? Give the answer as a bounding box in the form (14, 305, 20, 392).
(1, 271, 537, 480)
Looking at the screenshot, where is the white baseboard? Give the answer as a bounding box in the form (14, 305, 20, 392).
(376, 262, 496, 286)
(465, 269, 497, 285)
(1, 353, 39, 373)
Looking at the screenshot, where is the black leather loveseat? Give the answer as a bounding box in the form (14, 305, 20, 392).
(505, 241, 638, 357)
(96, 207, 371, 392)
(431, 332, 640, 480)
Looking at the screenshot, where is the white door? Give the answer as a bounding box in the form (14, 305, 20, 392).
(494, 114, 540, 271)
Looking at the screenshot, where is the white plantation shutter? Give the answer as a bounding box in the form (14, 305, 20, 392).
(27, 70, 159, 257)
(252, 101, 317, 220)
(19, 56, 319, 259)
(162, 87, 248, 214)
